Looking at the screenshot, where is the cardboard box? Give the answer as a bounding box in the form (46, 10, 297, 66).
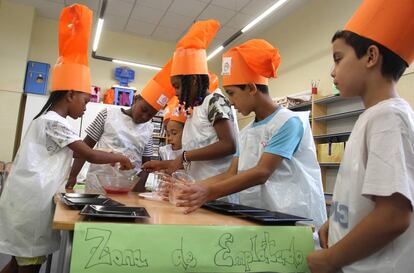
(317, 142, 345, 163)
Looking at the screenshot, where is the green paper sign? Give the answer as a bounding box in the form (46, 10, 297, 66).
(71, 223, 314, 273)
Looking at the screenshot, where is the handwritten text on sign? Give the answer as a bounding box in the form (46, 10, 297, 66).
(70, 223, 314, 273)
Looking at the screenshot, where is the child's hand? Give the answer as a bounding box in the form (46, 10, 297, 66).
(175, 183, 210, 214)
(142, 160, 171, 173)
(307, 249, 338, 273)
(142, 160, 161, 172)
(118, 156, 133, 170)
(65, 177, 77, 190)
(318, 220, 330, 248)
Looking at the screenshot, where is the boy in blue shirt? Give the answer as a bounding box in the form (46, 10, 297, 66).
(176, 39, 327, 229)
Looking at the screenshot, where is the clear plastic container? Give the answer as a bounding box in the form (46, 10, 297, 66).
(169, 170, 195, 205)
(153, 172, 172, 193)
(97, 173, 139, 194)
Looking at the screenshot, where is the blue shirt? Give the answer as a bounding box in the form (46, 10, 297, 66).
(236, 108, 304, 160)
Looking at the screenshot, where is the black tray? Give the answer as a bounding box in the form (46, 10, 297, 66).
(202, 200, 312, 226)
(80, 205, 150, 219)
(60, 196, 124, 210)
(60, 193, 101, 199)
(237, 211, 312, 226)
(202, 200, 267, 214)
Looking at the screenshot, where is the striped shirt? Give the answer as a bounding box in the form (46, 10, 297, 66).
(85, 109, 153, 158)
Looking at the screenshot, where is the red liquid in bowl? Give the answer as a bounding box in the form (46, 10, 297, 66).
(103, 186, 129, 194)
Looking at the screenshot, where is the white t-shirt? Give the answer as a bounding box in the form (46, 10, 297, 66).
(329, 98, 414, 273)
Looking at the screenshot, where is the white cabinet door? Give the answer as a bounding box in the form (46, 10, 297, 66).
(20, 94, 81, 143)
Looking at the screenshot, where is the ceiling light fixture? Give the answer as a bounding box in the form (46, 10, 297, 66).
(112, 59, 162, 71)
(207, 0, 291, 60)
(94, 0, 291, 66)
(92, 18, 104, 52)
(242, 0, 290, 33)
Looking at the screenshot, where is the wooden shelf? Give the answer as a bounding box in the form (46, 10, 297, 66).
(153, 135, 166, 139)
(324, 193, 333, 206)
(311, 94, 362, 195)
(314, 94, 342, 104)
(288, 101, 312, 110)
(314, 109, 364, 122)
(314, 131, 351, 140)
(319, 162, 340, 167)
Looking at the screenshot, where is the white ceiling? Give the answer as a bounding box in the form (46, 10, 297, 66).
(9, 0, 308, 51)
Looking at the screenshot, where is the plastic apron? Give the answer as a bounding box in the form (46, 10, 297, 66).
(238, 109, 326, 229)
(181, 90, 239, 203)
(159, 144, 182, 160)
(0, 114, 75, 257)
(87, 108, 153, 182)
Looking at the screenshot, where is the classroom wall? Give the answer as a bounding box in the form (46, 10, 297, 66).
(0, 1, 35, 161)
(209, 0, 414, 128)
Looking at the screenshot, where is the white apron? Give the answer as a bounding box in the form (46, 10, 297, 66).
(0, 112, 78, 257)
(181, 90, 239, 203)
(88, 108, 153, 179)
(238, 109, 327, 229)
(159, 144, 182, 161)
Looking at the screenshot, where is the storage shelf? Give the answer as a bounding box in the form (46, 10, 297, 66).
(314, 131, 351, 140)
(319, 162, 340, 167)
(314, 94, 342, 104)
(288, 101, 312, 110)
(314, 109, 364, 122)
(153, 135, 166, 139)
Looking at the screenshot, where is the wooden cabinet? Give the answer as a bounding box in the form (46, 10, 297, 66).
(311, 94, 364, 192)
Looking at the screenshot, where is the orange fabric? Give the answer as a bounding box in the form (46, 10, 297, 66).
(171, 20, 220, 76)
(163, 96, 186, 124)
(344, 0, 414, 64)
(171, 48, 208, 75)
(140, 60, 175, 111)
(208, 71, 219, 93)
(103, 88, 114, 104)
(51, 4, 92, 93)
(222, 39, 281, 86)
(176, 19, 220, 50)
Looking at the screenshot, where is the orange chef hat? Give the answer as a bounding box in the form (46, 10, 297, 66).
(171, 20, 220, 76)
(51, 4, 92, 93)
(344, 0, 414, 65)
(222, 39, 281, 86)
(163, 96, 186, 124)
(140, 60, 176, 111)
(208, 71, 219, 93)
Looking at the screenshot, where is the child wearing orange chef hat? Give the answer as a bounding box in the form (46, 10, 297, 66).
(175, 39, 326, 230)
(307, 1, 414, 273)
(0, 5, 133, 273)
(158, 71, 221, 160)
(208, 71, 219, 93)
(158, 96, 186, 160)
(66, 60, 175, 189)
(143, 20, 239, 203)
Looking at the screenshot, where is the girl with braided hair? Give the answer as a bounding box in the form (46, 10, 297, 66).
(143, 20, 239, 204)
